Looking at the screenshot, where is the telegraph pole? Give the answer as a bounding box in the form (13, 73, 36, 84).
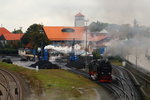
(85, 20, 89, 68)
(40, 28, 44, 60)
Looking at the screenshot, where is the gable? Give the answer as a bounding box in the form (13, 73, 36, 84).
(0, 27, 11, 36)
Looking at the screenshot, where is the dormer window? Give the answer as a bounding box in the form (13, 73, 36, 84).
(61, 28, 75, 33)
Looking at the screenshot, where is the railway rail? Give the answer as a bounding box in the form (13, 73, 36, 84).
(112, 66, 141, 100)
(125, 62, 150, 97)
(0, 68, 22, 100)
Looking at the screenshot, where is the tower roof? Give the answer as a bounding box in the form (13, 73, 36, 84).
(75, 13, 84, 17)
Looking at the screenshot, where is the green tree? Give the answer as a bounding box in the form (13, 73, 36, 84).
(12, 29, 23, 34)
(21, 24, 50, 48)
(92, 49, 103, 59)
(88, 21, 108, 32)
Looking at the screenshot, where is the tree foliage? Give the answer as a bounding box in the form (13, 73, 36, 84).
(21, 24, 50, 48)
(88, 21, 108, 32)
(92, 49, 103, 59)
(12, 29, 23, 34)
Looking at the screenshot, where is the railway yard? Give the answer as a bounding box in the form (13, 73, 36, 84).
(1, 1, 150, 99)
(0, 56, 149, 100)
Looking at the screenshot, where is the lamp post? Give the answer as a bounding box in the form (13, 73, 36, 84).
(85, 20, 89, 68)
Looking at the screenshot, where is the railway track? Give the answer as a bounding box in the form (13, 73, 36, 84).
(0, 68, 22, 100)
(69, 67, 137, 100)
(102, 82, 129, 100)
(112, 66, 141, 100)
(125, 62, 150, 97)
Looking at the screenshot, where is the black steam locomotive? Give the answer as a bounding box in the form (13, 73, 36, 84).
(88, 59, 112, 82)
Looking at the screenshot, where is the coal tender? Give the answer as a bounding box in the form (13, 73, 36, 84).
(88, 59, 112, 82)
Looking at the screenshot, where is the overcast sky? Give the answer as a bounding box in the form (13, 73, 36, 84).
(0, 0, 150, 32)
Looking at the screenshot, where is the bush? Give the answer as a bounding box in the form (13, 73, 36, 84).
(92, 50, 103, 59)
(107, 56, 123, 62)
(2, 58, 13, 64)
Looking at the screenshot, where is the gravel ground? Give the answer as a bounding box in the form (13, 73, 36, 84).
(0, 56, 36, 69)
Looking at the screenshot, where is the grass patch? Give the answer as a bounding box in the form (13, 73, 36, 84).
(145, 96, 150, 100)
(110, 60, 122, 66)
(0, 62, 99, 100)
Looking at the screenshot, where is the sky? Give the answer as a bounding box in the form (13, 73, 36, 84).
(0, 0, 150, 32)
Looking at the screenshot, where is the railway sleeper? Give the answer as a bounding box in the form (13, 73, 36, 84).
(0, 90, 2, 96)
(15, 88, 18, 95)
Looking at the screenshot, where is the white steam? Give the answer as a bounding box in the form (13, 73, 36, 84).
(105, 25, 150, 72)
(106, 37, 150, 72)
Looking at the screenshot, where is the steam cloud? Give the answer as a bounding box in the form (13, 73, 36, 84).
(105, 24, 150, 72)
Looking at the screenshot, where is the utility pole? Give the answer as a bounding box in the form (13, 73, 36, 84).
(19, 27, 23, 48)
(85, 20, 89, 68)
(40, 28, 44, 60)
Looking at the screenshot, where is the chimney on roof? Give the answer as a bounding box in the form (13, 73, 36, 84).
(74, 12, 85, 27)
(1, 24, 3, 27)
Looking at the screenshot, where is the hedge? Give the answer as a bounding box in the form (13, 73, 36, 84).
(0, 49, 18, 55)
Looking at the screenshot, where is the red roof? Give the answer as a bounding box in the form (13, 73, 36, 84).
(75, 13, 84, 17)
(0, 27, 11, 36)
(2, 34, 24, 40)
(43, 26, 85, 41)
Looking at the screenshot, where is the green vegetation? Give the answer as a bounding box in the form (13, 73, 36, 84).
(12, 28, 23, 34)
(92, 49, 103, 59)
(0, 62, 99, 100)
(21, 24, 50, 48)
(110, 60, 122, 66)
(88, 21, 108, 32)
(108, 56, 123, 66)
(0, 48, 18, 55)
(145, 96, 150, 100)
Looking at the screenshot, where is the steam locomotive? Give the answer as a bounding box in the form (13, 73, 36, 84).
(88, 59, 112, 82)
